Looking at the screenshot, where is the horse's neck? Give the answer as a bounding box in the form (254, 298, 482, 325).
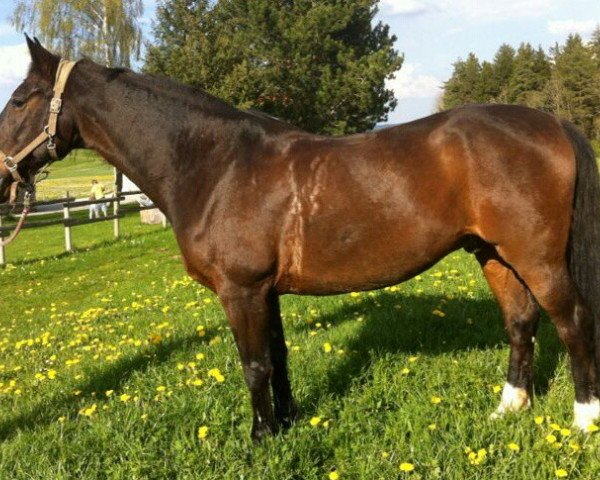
(69, 68, 251, 223)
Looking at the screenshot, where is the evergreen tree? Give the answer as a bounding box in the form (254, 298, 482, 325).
(591, 26, 600, 67)
(145, 0, 402, 134)
(491, 44, 515, 101)
(11, 0, 143, 67)
(479, 61, 497, 101)
(442, 53, 482, 109)
(551, 34, 600, 136)
(506, 43, 550, 106)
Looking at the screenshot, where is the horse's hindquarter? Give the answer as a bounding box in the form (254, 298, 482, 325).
(276, 122, 470, 294)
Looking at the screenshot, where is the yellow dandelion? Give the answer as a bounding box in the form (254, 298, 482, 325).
(534, 416, 544, 425)
(310, 416, 321, 427)
(47, 369, 57, 380)
(106, 390, 114, 397)
(550, 423, 561, 431)
(80, 403, 97, 417)
(401, 368, 410, 375)
(555, 469, 568, 478)
(586, 424, 599, 433)
(399, 462, 415, 472)
(198, 425, 209, 440)
(196, 353, 205, 361)
(323, 343, 333, 353)
(560, 428, 571, 436)
(507, 443, 520, 452)
(545, 434, 557, 444)
(431, 395, 442, 405)
(329, 471, 340, 480)
(408, 356, 418, 363)
(120, 393, 131, 402)
(569, 441, 580, 451)
(493, 385, 502, 394)
(208, 368, 225, 382)
(428, 423, 437, 431)
(432, 309, 446, 318)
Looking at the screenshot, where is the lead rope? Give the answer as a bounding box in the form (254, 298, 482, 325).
(0, 190, 32, 247)
(0, 165, 51, 247)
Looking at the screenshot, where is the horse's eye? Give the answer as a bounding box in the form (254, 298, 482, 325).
(11, 98, 25, 108)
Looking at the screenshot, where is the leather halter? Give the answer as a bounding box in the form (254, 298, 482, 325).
(0, 59, 77, 184)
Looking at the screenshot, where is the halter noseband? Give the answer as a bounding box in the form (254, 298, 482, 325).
(0, 59, 77, 184)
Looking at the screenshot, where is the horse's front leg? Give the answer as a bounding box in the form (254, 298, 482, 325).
(267, 291, 298, 428)
(219, 284, 277, 440)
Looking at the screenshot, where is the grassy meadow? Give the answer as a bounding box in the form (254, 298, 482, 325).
(0, 217, 599, 479)
(35, 150, 114, 200)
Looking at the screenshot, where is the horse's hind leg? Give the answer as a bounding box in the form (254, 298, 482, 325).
(501, 255, 599, 429)
(476, 247, 540, 417)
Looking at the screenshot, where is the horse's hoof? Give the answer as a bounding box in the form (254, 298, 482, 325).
(251, 421, 276, 442)
(276, 401, 300, 430)
(573, 398, 600, 432)
(491, 383, 530, 419)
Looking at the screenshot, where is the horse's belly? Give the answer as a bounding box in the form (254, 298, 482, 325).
(276, 214, 462, 295)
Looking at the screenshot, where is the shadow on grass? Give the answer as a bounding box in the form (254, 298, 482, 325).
(294, 292, 563, 411)
(0, 331, 210, 442)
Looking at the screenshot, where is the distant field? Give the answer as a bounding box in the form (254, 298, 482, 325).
(36, 150, 114, 200)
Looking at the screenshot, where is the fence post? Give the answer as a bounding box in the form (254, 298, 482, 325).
(0, 216, 5, 266)
(64, 191, 72, 253)
(113, 193, 120, 238)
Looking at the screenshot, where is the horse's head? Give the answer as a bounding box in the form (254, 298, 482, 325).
(0, 36, 80, 203)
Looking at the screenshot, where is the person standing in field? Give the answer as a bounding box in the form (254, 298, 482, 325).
(89, 179, 108, 219)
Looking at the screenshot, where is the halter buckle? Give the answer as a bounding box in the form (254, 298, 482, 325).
(3, 156, 17, 173)
(49, 98, 62, 114)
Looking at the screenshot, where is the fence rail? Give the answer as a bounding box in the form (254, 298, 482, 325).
(0, 190, 167, 265)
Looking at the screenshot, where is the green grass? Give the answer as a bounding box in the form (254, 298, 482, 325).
(0, 224, 598, 479)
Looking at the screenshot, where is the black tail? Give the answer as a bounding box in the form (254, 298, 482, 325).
(563, 120, 600, 376)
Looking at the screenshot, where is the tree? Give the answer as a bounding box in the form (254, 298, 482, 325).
(479, 61, 497, 101)
(441, 53, 482, 109)
(11, 0, 143, 67)
(591, 25, 600, 67)
(490, 44, 515, 102)
(145, 0, 402, 134)
(551, 35, 600, 136)
(506, 43, 550, 106)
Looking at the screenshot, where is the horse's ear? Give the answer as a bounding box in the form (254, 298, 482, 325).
(25, 33, 59, 83)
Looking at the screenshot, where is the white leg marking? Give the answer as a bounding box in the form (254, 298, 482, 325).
(490, 383, 531, 419)
(573, 397, 600, 431)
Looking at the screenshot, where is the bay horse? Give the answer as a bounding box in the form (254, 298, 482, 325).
(1, 38, 600, 440)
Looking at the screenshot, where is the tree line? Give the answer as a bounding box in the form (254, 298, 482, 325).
(442, 30, 600, 142)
